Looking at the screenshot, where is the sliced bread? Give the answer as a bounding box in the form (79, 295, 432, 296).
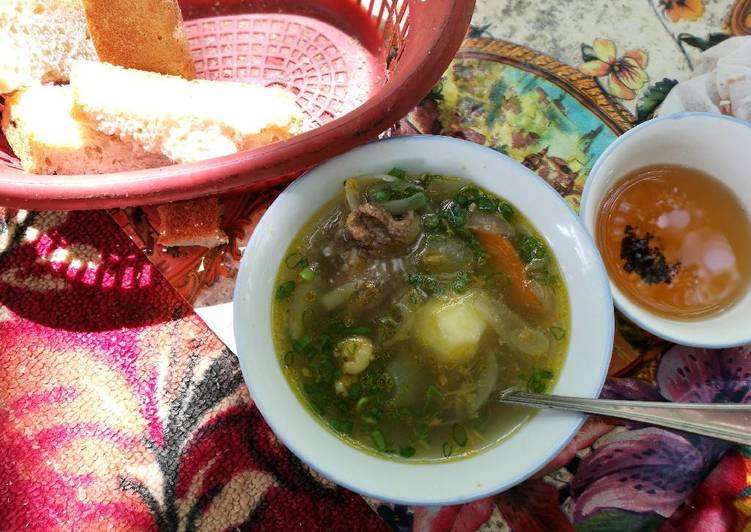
(70, 60, 304, 163)
(0, 0, 98, 93)
(156, 198, 228, 248)
(82, 0, 196, 79)
(82, 0, 220, 246)
(1, 85, 169, 175)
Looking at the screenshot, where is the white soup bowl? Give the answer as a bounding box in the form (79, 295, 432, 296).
(581, 113, 751, 348)
(234, 135, 614, 505)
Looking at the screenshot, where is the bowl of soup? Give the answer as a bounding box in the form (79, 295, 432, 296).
(581, 113, 751, 348)
(234, 135, 613, 505)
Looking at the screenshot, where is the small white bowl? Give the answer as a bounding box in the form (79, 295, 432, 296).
(581, 113, 751, 348)
(234, 135, 613, 505)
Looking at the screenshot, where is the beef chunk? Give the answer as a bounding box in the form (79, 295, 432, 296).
(345, 203, 420, 250)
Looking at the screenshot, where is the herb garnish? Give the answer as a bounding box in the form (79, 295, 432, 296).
(276, 280, 296, 299)
(527, 368, 554, 393)
(620, 225, 680, 285)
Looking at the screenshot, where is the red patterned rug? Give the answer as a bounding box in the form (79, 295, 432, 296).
(0, 209, 386, 531)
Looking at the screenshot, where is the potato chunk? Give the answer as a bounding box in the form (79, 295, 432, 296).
(414, 293, 487, 364)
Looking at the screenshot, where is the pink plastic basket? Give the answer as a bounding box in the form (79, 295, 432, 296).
(0, 0, 474, 210)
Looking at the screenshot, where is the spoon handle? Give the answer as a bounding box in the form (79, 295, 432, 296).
(497, 391, 751, 446)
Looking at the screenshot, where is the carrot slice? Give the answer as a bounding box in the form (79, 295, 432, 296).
(471, 228, 544, 316)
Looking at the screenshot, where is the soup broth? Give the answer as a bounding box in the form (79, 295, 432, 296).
(597, 165, 751, 319)
(272, 170, 569, 461)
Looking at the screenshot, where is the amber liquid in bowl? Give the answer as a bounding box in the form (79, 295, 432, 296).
(597, 164, 751, 320)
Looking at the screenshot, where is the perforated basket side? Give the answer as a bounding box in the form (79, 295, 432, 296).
(0, 0, 475, 209)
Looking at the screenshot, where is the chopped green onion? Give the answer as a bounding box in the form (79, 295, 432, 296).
(304, 348, 317, 361)
(285, 253, 309, 270)
(369, 405, 385, 422)
(292, 335, 311, 352)
(527, 368, 554, 393)
(417, 424, 430, 442)
(516, 234, 547, 264)
(498, 201, 514, 221)
(444, 202, 466, 228)
(415, 173, 438, 187)
(442, 441, 453, 458)
(333, 419, 353, 434)
(309, 355, 328, 369)
(360, 372, 375, 390)
(371, 430, 387, 452)
(452, 271, 471, 293)
(276, 280, 296, 299)
(399, 446, 416, 458)
(454, 186, 479, 208)
(343, 325, 371, 335)
(303, 382, 321, 395)
(355, 397, 370, 413)
(372, 190, 391, 202)
(477, 196, 497, 213)
(452, 423, 468, 447)
(299, 267, 315, 282)
(550, 326, 566, 341)
(387, 167, 407, 179)
(407, 272, 445, 296)
(423, 213, 441, 230)
(348, 383, 362, 399)
(427, 384, 444, 401)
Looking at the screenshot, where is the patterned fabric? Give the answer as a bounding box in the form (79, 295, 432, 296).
(0, 210, 385, 531)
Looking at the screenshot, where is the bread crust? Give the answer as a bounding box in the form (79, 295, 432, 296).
(156, 198, 229, 248)
(83, 0, 196, 79)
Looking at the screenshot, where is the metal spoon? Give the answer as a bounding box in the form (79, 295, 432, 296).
(497, 390, 751, 446)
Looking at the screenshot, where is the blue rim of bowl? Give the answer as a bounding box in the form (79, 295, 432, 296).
(580, 112, 751, 349)
(234, 134, 615, 506)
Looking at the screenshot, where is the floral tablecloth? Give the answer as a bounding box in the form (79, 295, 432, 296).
(2, 0, 751, 530)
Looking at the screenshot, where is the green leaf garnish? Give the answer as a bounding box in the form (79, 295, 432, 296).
(292, 335, 311, 352)
(498, 201, 514, 221)
(516, 234, 546, 264)
(550, 326, 566, 341)
(371, 430, 387, 452)
(399, 446, 416, 458)
(527, 368, 554, 394)
(276, 280, 296, 299)
(452, 271, 471, 293)
(427, 384, 444, 402)
(442, 441, 453, 458)
(477, 196, 496, 213)
(372, 190, 391, 203)
(388, 167, 407, 179)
